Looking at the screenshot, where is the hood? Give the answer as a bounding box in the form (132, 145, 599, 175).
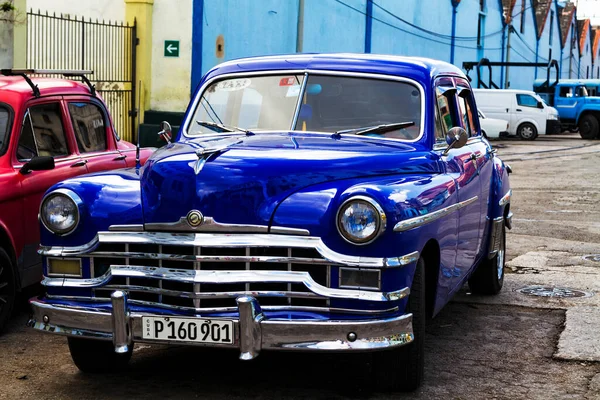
(140, 132, 439, 227)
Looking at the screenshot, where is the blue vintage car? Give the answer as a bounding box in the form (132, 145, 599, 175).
(29, 54, 511, 391)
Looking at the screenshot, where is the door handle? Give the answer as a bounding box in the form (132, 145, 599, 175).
(470, 153, 482, 161)
(70, 160, 88, 168)
(516, 108, 522, 112)
(113, 155, 127, 161)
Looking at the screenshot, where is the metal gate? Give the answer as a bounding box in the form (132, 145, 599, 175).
(26, 10, 137, 142)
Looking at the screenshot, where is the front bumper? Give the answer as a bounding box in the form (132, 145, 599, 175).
(29, 293, 414, 360)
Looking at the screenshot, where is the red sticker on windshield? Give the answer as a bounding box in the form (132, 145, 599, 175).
(279, 77, 296, 86)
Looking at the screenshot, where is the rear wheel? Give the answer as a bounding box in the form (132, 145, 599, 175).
(468, 222, 505, 295)
(0, 248, 16, 334)
(68, 337, 133, 373)
(578, 115, 600, 140)
(372, 257, 425, 392)
(517, 123, 537, 140)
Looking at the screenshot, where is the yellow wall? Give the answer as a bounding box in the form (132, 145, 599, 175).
(125, 0, 154, 125)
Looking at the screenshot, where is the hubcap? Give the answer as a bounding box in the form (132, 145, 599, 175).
(520, 126, 534, 139)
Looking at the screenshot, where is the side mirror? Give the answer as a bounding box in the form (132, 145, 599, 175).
(443, 127, 468, 156)
(20, 156, 55, 174)
(158, 121, 172, 144)
(537, 101, 544, 109)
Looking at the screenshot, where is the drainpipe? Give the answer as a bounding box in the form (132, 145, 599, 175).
(535, 39, 539, 79)
(500, 24, 506, 88)
(505, 25, 512, 88)
(296, 0, 304, 53)
(450, 0, 459, 64)
(365, 0, 373, 53)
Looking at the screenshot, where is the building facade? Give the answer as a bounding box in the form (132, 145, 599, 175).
(2, 0, 597, 119)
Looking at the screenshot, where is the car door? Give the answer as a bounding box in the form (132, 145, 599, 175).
(65, 98, 127, 173)
(516, 93, 546, 134)
(456, 80, 494, 262)
(452, 83, 484, 284)
(434, 78, 482, 295)
(14, 98, 85, 286)
(554, 85, 578, 121)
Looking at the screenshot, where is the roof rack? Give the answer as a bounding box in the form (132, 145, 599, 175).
(0, 69, 95, 97)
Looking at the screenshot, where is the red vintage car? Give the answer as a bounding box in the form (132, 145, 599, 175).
(0, 70, 153, 332)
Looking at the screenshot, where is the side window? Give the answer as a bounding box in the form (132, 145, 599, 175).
(457, 94, 477, 137)
(559, 86, 573, 98)
(0, 106, 9, 154)
(516, 94, 538, 108)
(17, 103, 69, 162)
(68, 103, 107, 153)
(434, 78, 458, 144)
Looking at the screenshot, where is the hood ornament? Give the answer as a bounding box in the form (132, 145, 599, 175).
(186, 210, 204, 228)
(194, 138, 243, 175)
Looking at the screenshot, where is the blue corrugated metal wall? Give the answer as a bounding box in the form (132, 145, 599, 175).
(190, 0, 574, 93)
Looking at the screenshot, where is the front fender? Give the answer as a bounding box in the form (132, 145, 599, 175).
(272, 173, 459, 313)
(39, 169, 143, 247)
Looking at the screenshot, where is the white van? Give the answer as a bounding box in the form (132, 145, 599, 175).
(473, 89, 560, 140)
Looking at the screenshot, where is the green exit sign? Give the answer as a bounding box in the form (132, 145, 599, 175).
(164, 40, 179, 57)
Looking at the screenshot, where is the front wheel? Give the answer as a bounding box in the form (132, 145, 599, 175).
(517, 123, 537, 140)
(468, 221, 505, 295)
(372, 257, 425, 392)
(0, 248, 16, 334)
(578, 115, 600, 139)
(68, 337, 133, 373)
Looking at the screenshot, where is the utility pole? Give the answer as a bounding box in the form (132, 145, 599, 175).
(505, 25, 512, 88)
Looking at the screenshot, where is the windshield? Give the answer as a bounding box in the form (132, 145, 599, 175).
(189, 73, 423, 141)
(0, 105, 9, 155)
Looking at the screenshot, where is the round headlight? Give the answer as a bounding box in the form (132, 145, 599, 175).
(40, 191, 81, 235)
(337, 196, 386, 245)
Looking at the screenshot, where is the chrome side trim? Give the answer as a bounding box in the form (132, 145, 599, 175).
(42, 266, 410, 302)
(499, 189, 512, 207)
(40, 232, 420, 269)
(384, 251, 420, 267)
(109, 224, 144, 232)
(29, 296, 414, 356)
(144, 216, 310, 236)
(393, 196, 479, 232)
(45, 295, 400, 314)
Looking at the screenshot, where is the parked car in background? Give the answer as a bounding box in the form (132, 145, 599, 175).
(533, 79, 600, 139)
(29, 54, 512, 392)
(0, 69, 154, 333)
(478, 109, 509, 139)
(473, 88, 560, 140)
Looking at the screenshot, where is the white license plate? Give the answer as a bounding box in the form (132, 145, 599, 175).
(142, 316, 234, 344)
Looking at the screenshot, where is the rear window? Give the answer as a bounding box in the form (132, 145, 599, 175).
(0, 105, 9, 155)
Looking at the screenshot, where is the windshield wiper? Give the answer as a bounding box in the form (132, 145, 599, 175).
(334, 121, 415, 137)
(197, 120, 254, 136)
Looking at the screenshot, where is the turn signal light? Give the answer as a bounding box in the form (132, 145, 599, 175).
(47, 258, 82, 277)
(339, 267, 381, 290)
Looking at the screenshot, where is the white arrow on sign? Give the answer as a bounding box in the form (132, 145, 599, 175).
(166, 44, 178, 54)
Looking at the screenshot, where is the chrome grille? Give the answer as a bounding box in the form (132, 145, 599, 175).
(90, 243, 331, 310)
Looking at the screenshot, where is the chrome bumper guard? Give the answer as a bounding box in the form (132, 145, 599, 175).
(29, 293, 414, 360)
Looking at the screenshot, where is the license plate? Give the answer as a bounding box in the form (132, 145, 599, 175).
(142, 316, 234, 344)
